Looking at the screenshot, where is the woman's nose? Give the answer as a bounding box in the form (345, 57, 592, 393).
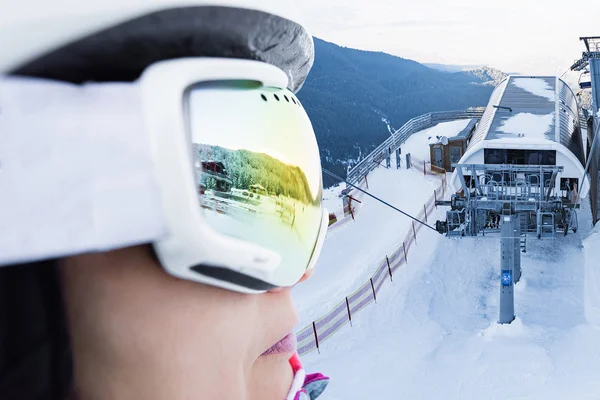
(297, 268, 315, 284)
(266, 268, 315, 293)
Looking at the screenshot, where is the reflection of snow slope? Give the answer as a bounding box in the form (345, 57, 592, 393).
(295, 140, 600, 399)
(202, 193, 322, 278)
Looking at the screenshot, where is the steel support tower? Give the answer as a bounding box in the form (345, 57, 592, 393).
(436, 164, 575, 324)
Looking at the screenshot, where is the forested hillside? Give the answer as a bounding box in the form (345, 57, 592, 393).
(297, 38, 498, 186)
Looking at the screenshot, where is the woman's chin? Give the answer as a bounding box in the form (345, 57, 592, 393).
(250, 350, 295, 400)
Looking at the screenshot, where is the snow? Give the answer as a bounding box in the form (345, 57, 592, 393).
(322, 119, 470, 217)
(583, 222, 600, 327)
(513, 78, 556, 102)
(322, 183, 345, 218)
(295, 136, 600, 398)
(294, 152, 441, 326)
(497, 112, 554, 140)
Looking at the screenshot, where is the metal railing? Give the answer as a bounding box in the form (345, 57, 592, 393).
(346, 109, 485, 185)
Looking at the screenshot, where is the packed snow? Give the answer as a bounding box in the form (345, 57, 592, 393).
(583, 223, 600, 327)
(294, 153, 441, 326)
(296, 120, 471, 325)
(322, 182, 345, 217)
(513, 78, 556, 102)
(321, 119, 471, 227)
(294, 121, 600, 399)
(497, 112, 554, 140)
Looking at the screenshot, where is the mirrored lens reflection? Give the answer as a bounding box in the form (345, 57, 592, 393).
(188, 84, 322, 284)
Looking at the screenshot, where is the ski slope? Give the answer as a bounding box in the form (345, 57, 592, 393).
(294, 121, 600, 399)
(294, 162, 441, 326)
(293, 120, 469, 326)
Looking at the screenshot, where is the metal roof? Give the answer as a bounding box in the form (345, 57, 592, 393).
(467, 76, 585, 165)
(453, 118, 478, 140)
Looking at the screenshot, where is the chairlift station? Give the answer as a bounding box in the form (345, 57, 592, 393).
(434, 36, 600, 323)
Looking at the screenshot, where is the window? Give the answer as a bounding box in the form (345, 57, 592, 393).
(484, 149, 504, 164)
(560, 178, 579, 202)
(484, 149, 556, 166)
(560, 178, 579, 191)
(450, 146, 462, 164)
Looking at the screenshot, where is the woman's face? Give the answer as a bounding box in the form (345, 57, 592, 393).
(60, 245, 311, 400)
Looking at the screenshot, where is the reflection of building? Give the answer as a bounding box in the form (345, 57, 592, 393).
(199, 161, 232, 194)
(249, 184, 268, 198)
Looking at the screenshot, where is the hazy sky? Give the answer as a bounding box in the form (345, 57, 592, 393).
(299, 0, 599, 75)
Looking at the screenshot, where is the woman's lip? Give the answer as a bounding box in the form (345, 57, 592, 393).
(261, 333, 297, 356)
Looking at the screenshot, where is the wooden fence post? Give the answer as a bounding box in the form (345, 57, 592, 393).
(345, 297, 352, 327)
(423, 161, 426, 176)
(312, 322, 320, 354)
(403, 242, 407, 263)
(412, 221, 417, 244)
(424, 204, 428, 222)
(370, 278, 377, 303)
(386, 256, 393, 281)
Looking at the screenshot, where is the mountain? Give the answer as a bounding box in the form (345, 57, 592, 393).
(424, 63, 484, 73)
(460, 66, 508, 86)
(296, 38, 500, 187)
(427, 64, 510, 85)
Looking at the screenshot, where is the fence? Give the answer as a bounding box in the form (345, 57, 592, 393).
(327, 176, 369, 232)
(346, 109, 485, 185)
(296, 174, 447, 355)
(409, 155, 448, 177)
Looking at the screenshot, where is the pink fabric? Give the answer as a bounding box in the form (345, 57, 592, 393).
(286, 353, 329, 400)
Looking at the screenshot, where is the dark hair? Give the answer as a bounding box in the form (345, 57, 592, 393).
(0, 260, 72, 399)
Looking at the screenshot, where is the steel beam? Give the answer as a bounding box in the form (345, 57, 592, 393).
(499, 213, 516, 324)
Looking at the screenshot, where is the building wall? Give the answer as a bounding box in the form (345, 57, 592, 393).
(429, 138, 468, 172)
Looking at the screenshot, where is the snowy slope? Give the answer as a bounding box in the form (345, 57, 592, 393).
(294, 163, 440, 326)
(584, 222, 600, 328)
(294, 121, 600, 399)
(294, 121, 469, 326)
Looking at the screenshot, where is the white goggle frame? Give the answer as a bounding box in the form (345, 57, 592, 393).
(0, 58, 328, 293)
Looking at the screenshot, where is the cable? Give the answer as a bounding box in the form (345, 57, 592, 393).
(322, 168, 440, 233)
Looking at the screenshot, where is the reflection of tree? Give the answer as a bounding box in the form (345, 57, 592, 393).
(195, 144, 316, 204)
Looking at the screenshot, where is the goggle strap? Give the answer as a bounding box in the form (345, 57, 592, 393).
(0, 76, 167, 265)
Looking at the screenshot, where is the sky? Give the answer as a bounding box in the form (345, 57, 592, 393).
(298, 0, 600, 75)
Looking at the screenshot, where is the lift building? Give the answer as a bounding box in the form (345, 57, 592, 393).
(436, 75, 590, 324)
(450, 75, 589, 201)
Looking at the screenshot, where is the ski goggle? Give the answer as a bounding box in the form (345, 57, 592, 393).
(0, 58, 328, 293)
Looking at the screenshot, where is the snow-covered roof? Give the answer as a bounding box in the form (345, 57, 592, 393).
(467, 76, 585, 165)
(427, 119, 476, 146)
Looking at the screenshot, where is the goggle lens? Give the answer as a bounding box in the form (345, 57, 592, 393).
(188, 81, 323, 285)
